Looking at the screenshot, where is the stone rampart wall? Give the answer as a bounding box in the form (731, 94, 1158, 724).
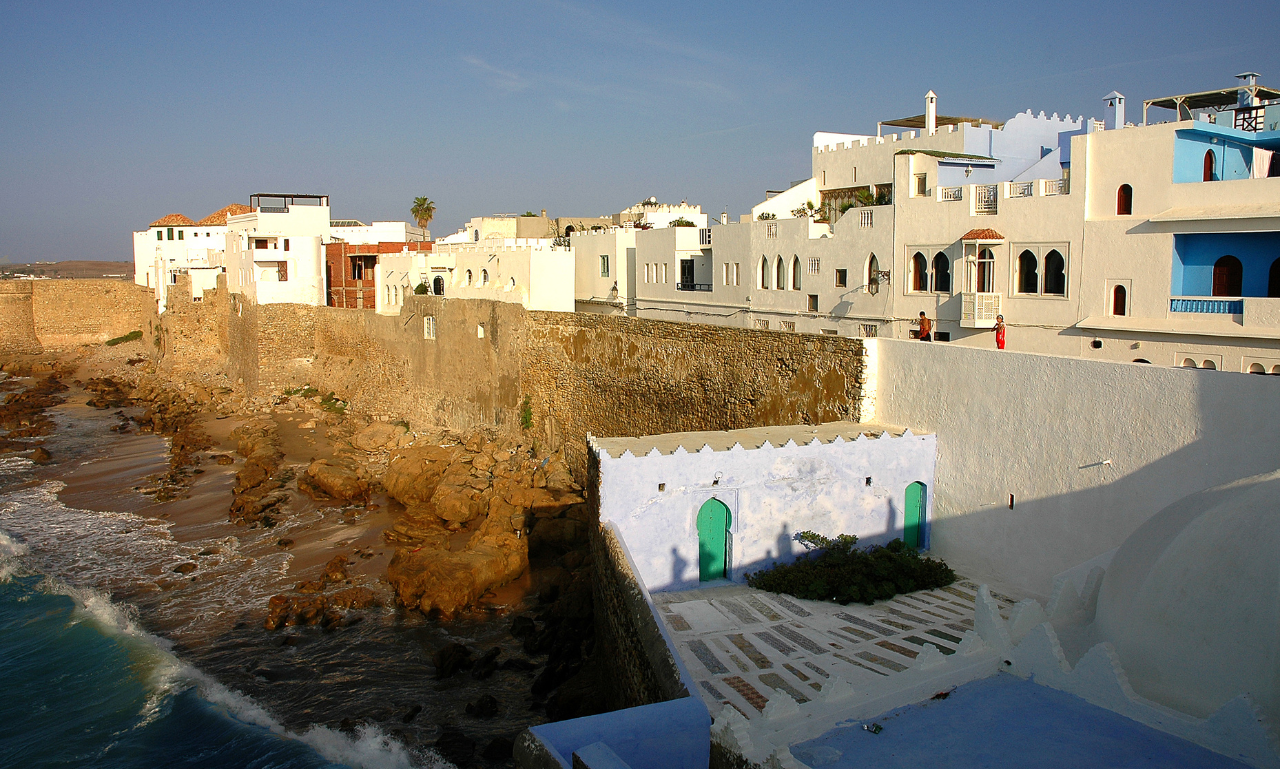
(159, 277, 226, 376)
(0, 281, 41, 355)
(30, 279, 155, 350)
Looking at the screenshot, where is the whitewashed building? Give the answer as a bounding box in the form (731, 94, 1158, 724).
(132, 204, 250, 311)
(329, 219, 428, 244)
(598, 75, 1280, 372)
(590, 422, 937, 592)
(221, 193, 330, 306)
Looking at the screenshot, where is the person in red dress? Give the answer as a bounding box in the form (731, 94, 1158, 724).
(994, 314, 1006, 349)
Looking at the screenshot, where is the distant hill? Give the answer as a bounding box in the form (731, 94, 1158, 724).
(0, 261, 134, 280)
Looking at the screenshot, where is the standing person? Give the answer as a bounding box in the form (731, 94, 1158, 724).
(917, 311, 932, 342)
(993, 314, 1006, 350)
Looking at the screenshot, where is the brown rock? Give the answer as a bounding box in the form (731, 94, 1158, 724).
(306, 460, 369, 503)
(383, 445, 456, 507)
(386, 531, 527, 619)
(351, 422, 406, 452)
(432, 485, 484, 524)
(30, 446, 51, 464)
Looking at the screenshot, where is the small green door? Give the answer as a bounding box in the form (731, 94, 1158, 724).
(904, 482, 926, 549)
(697, 498, 732, 581)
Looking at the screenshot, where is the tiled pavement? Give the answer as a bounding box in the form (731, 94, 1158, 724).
(652, 579, 1018, 720)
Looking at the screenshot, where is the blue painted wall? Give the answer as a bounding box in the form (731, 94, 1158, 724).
(1173, 130, 1254, 183)
(1171, 232, 1280, 296)
(527, 696, 711, 769)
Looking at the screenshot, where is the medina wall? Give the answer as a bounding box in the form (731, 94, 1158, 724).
(0, 281, 42, 355)
(873, 337, 1280, 597)
(278, 297, 872, 480)
(30, 279, 155, 350)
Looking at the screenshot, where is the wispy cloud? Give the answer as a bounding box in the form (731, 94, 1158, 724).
(462, 55, 529, 91)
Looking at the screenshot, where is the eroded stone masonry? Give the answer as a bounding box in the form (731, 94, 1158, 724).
(150, 281, 871, 478)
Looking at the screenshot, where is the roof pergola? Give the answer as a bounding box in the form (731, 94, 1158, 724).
(879, 114, 1003, 132)
(1143, 83, 1280, 123)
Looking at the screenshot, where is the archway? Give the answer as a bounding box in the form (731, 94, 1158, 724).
(867, 254, 880, 295)
(1112, 284, 1127, 316)
(911, 252, 928, 292)
(904, 482, 926, 549)
(791, 256, 802, 290)
(1212, 255, 1242, 297)
(697, 498, 733, 581)
(932, 252, 950, 293)
(1203, 149, 1216, 182)
(564, 225, 576, 235)
(1018, 250, 1038, 294)
(432, 276, 444, 296)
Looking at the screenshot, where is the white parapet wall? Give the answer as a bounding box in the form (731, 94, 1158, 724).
(872, 337, 1280, 597)
(592, 422, 937, 593)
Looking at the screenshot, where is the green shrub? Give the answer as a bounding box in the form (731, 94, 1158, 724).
(105, 330, 143, 346)
(414, 282, 429, 295)
(519, 395, 533, 430)
(744, 531, 955, 605)
(669, 217, 696, 227)
(756, 212, 777, 221)
(283, 385, 319, 398)
(320, 391, 347, 415)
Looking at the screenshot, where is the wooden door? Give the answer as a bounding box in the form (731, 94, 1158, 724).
(697, 498, 732, 581)
(904, 482, 926, 549)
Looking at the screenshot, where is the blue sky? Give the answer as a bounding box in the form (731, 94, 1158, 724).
(1, 0, 1277, 261)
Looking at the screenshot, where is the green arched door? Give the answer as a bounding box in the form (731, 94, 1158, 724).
(697, 498, 733, 581)
(904, 482, 926, 549)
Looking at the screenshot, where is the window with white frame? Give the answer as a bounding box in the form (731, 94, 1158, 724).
(423, 316, 436, 340)
(732, 263, 740, 286)
(1009, 244, 1069, 297)
(808, 257, 820, 274)
(765, 222, 778, 239)
(600, 254, 610, 277)
(859, 209, 873, 228)
(661, 263, 668, 283)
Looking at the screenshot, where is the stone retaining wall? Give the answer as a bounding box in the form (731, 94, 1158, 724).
(31, 279, 154, 350)
(0, 281, 41, 355)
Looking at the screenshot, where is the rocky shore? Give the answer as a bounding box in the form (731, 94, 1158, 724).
(1, 344, 612, 763)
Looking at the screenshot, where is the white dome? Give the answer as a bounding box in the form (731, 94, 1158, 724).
(1095, 469, 1280, 718)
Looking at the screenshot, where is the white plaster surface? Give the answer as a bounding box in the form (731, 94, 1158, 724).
(594, 422, 936, 592)
(872, 337, 1280, 597)
(1094, 469, 1280, 721)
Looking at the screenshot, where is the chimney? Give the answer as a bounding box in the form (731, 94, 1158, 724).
(720, 211, 728, 225)
(1104, 91, 1125, 130)
(1237, 72, 1261, 108)
(925, 91, 938, 136)
(540, 209, 547, 218)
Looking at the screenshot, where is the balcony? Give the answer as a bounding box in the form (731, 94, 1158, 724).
(1170, 297, 1243, 314)
(699, 228, 712, 247)
(676, 282, 712, 292)
(974, 185, 998, 215)
(961, 291, 1002, 328)
(939, 186, 963, 202)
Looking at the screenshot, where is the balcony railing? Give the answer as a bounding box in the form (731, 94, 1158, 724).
(699, 228, 712, 246)
(974, 185, 998, 215)
(1170, 297, 1243, 314)
(1235, 106, 1264, 132)
(940, 186, 963, 201)
(1009, 181, 1033, 198)
(1043, 178, 1069, 196)
(676, 282, 712, 292)
(961, 291, 1002, 328)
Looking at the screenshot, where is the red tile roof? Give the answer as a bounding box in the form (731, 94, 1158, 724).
(961, 228, 1004, 241)
(150, 213, 195, 227)
(196, 203, 253, 226)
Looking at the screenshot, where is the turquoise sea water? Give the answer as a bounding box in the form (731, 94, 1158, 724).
(0, 529, 423, 769)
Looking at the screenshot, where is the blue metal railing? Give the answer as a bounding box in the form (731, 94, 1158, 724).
(1170, 298, 1243, 314)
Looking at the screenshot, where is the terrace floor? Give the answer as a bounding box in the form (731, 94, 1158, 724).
(651, 578, 1016, 720)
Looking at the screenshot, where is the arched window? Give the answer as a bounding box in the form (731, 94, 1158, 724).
(1203, 149, 1216, 182)
(791, 256, 802, 290)
(1017, 250, 1038, 294)
(481, 269, 489, 286)
(433, 275, 444, 296)
(976, 248, 994, 292)
(760, 256, 770, 289)
(1112, 284, 1127, 316)
(564, 225, 576, 235)
(1182, 358, 1198, 368)
(1043, 250, 1066, 295)
(465, 269, 473, 286)
(911, 252, 928, 292)
(1116, 184, 1133, 215)
(1249, 363, 1266, 374)
(776, 256, 785, 291)
(932, 252, 951, 293)
(867, 254, 880, 295)
(1268, 258, 1280, 298)
(1212, 255, 1243, 297)
(1202, 360, 1217, 370)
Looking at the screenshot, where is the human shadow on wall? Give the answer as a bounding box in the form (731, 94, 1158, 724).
(671, 547, 689, 587)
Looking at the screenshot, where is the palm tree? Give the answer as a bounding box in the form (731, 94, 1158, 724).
(410, 197, 436, 229)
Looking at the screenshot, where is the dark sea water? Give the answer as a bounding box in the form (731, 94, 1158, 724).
(0, 392, 541, 768)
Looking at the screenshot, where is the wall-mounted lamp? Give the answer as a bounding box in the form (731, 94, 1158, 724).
(964, 166, 973, 177)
